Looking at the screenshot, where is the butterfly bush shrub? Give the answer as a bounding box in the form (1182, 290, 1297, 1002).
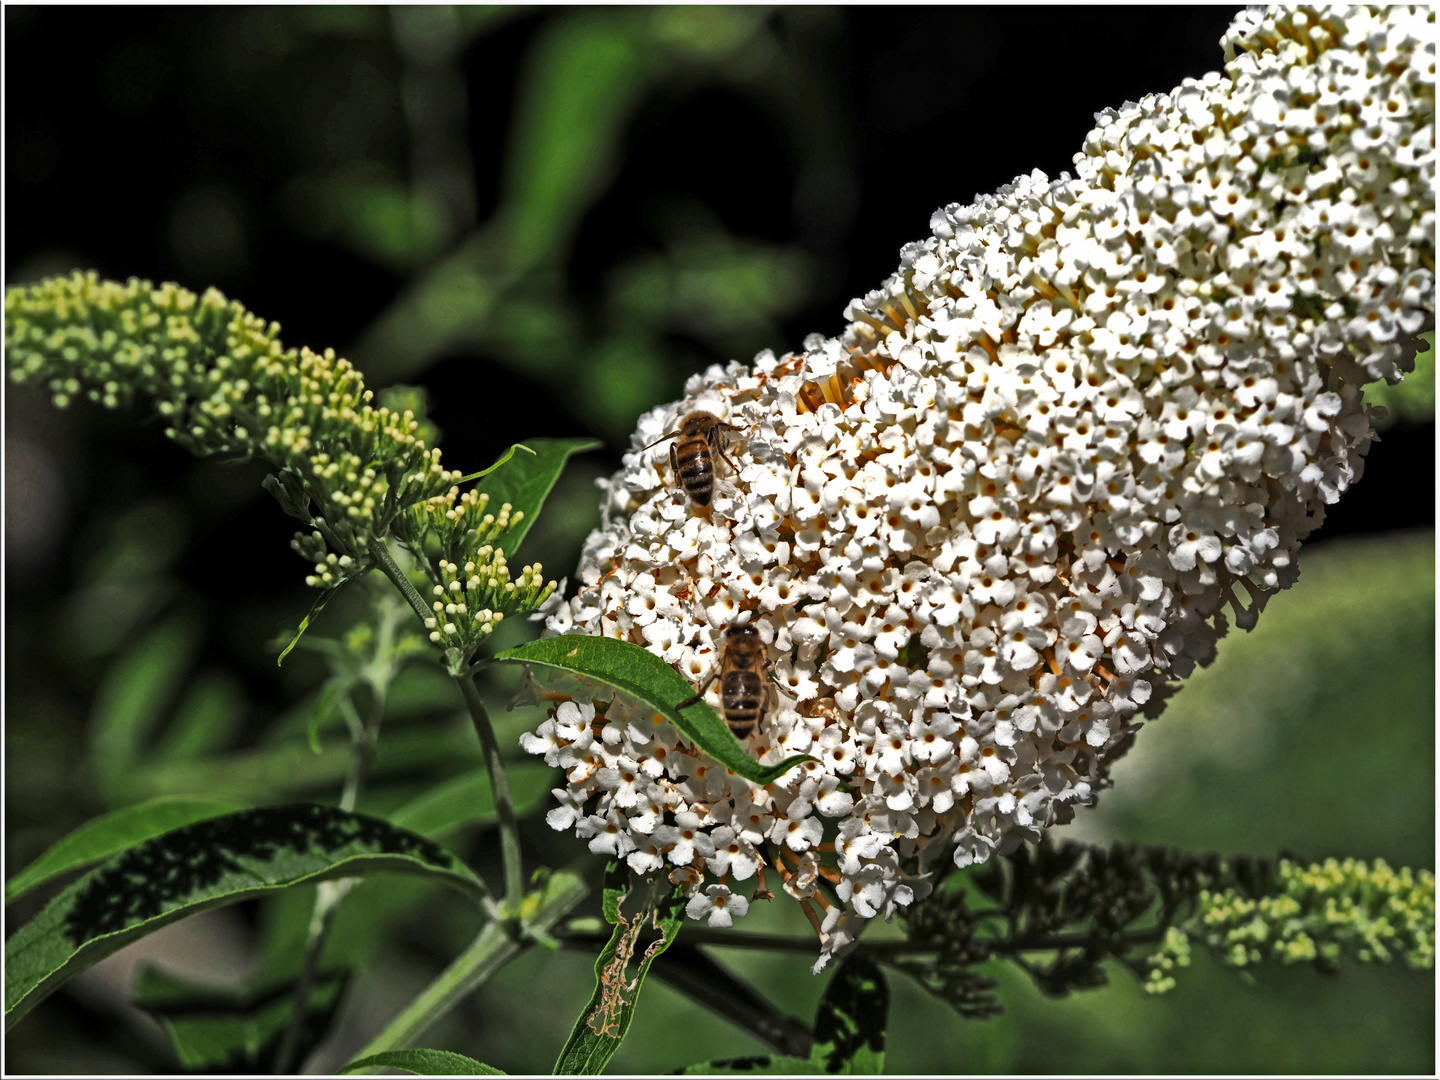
(2, 5, 1434, 1072)
(524, 4, 1436, 968)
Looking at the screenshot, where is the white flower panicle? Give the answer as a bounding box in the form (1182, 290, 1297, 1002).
(524, 5, 1435, 967)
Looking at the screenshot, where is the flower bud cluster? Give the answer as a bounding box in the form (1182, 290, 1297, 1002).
(1144, 857, 1435, 992)
(397, 487, 558, 650)
(525, 5, 1434, 965)
(4, 273, 466, 585)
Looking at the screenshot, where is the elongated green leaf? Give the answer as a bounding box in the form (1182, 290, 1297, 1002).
(553, 863, 686, 1075)
(388, 761, 557, 837)
(306, 678, 349, 755)
(153, 672, 246, 761)
(5, 805, 487, 1030)
(342, 1048, 505, 1075)
(495, 635, 813, 786)
(454, 441, 533, 484)
(5, 796, 248, 904)
(88, 612, 202, 791)
(116, 723, 482, 803)
(472, 437, 600, 560)
(680, 1057, 820, 1075)
(278, 584, 341, 666)
(809, 954, 888, 1074)
(134, 963, 347, 1072)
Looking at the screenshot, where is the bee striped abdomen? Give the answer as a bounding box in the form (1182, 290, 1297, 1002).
(721, 669, 765, 735)
(674, 441, 714, 506)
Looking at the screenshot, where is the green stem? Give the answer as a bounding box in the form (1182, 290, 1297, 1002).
(349, 864, 591, 1066)
(555, 924, 1168, 958)
(456, 671, 525, 916)
(272, 884, 346, 1074)
(273, 683, 387, 1074)
(372, 538, 434, 630)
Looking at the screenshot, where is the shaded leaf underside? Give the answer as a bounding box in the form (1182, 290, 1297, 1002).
(5, 804, 486, 1030)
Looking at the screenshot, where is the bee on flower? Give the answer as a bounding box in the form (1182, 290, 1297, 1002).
(523, 4, 1435, 970)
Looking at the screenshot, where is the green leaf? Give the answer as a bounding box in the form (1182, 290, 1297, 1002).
(495, 635, 814, 787)
(600, 855, 629, 924)
(388, 761, 557, 837)
(133, 963, 347, 1072)
(1365, 329, 1435, 428)
(5, 796, 248, 905)
(5, 804, 487, 1031)
(341, 1048, 505, 1075)
(553, 863, 687, 1075)
(471, 437, 601, 560)
(306, 679, 349, 755)
(278, 584, 341, 666)
(809, 954, 888, 1074)
(88, 612, 203, 792)
(153, 672, 246, 761)
(116, 722, 482, 803)
(454, 441, 534, 484)
(679, 1057, 821, 1075)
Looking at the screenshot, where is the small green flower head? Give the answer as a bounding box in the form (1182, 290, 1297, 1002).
(4, 272, 467, 588)
(1146, 856, 1436, 993)
(397, 487, 558, 654)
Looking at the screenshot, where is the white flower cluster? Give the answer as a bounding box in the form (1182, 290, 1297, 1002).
(523, 5, 1435, 966)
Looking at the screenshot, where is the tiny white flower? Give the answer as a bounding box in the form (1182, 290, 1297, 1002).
(522, 3, 1434, 965)
(687, 883, 750, 928)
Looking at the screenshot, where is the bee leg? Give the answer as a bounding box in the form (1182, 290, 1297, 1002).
(711, 426, 740, 475)
(670, 442, 679, 478)
(676, 671, 718, 711)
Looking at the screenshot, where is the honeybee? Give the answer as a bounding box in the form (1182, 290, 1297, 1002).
(643, 411, 743, 510)
(677, 622, 775, 739)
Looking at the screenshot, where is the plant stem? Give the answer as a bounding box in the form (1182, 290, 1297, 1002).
(648, 943, 813, 1058)
(371, 538, 434, 629)
(348, 864, 592, 1067)
(275, 671, 387, 1071)
(456, 670, 525, 916)
(555, 924, 1169, 958)
(272, 884, 347, 1074)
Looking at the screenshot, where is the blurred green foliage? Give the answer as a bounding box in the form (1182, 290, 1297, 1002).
(1367, 332, 1436, 429)
(4, 5, 1432, 1075)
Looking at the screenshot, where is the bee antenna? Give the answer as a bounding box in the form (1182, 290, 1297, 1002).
(640, 429, 679, 452)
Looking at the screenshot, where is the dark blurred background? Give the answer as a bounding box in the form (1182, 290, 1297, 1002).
(5, 6, 1433, 1074)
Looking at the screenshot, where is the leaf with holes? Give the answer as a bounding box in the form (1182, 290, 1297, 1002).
(553, 862, 687, 1075)
(5, 804, 487, 1031)
(495, 635, 813, 787)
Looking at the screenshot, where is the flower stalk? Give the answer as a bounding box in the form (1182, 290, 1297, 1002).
(456, 671, 526, 920)
(351, 863, 591, 1065)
